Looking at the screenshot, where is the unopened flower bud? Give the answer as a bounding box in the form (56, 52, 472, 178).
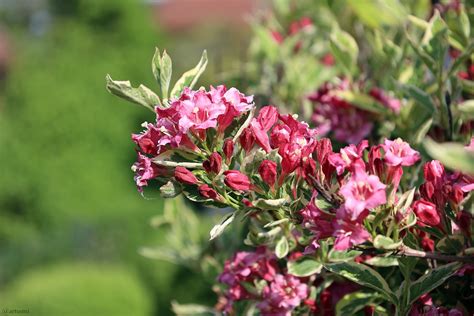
(198, 184, 219, 200)
(224, 170, 251, 191)
(203, 152, 222, 174)
(413, 200, 440, 227)
(258, 160, 277, 188)
(223, 138, 234, 163)
(239, 128, 255, 153)
(174, 166, 198, 185)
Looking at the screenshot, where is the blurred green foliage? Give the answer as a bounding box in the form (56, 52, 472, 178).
(0, 0, 214, 314)
(2, 263, 152, 316)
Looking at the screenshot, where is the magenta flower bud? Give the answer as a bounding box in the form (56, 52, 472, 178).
(174, 166, 198, 185)
(239, 128, 255, 153)
(224, 170, 251, 191)
(413, 200, 440, 227)
(258, 160, 277, 188)
(198, 184, 219, 200)
(223, 138, 234, 162)
(203, 152, 222, 174)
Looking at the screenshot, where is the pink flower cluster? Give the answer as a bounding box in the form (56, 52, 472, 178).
(131, 85, 254, 189)
(217, 248, 309, 315)
(308, 80, 401, 143)
(301, 138, 421, 251)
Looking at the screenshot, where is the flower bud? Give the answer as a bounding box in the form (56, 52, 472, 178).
(174, 166, 198, 185)
(413, 200, 440, 226)
(198, 184, 219, 200)
(223, 138, 234, 163)
(224, 170, 251, 191)
(203, 152, 222, 174)
(239, 128, 255, 153)
(258, 160, 277, 188)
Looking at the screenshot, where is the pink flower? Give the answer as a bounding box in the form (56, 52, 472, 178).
(173, 88, 226, 132)
(257, 274, 308, 316)
(329, 140, 368, 175)
(413, 200, 440, 227)
(174, 166, 198, 185)
(259, 160, 277, 188)
(382, 138, 420, 167)
(333, 207, 371, 251)
(203, 152, 222, 174)
(339, 168, 387, 220)
(131, 152, 160, 189)
(250, 106, 279, 153)
(224, 170, 251, 191)
(466, 137, 474, 151)
(131, 123, 162, 155)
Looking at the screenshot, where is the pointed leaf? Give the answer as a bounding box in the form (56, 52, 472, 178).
(209, 212, 235, 240)
(324, 262, 397, 304)
(170, 50, 208, 99)
(160, 50, 172, 100)
(275, 236, 289, 259)
(288, 257, 323, 277)
(424, 138, 474, 175)
(105, 74, 159, 111)
(407, 262, 462, 306)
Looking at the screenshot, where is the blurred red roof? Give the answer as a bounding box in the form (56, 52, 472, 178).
(151, 0, 268, 31)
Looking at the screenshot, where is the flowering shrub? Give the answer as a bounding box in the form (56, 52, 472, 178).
(107, 1, 474, 315)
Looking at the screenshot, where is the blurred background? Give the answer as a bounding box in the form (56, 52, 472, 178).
(0, 0, 267, 314)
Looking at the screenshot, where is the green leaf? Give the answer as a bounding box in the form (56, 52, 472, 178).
(373, 235, 403, 250)
(407, 262, 462, 306)
(105, 74, 160, 111)
(399, 84, 436, 114)
(328, 249, 362, 263)
(288, 257, 323, 277)
(209, 212, 235, 240)
(254, 198, 288, 210)
(324, 262, 397, 304)
(275, 236, 289, 259)
(348, 0, 405, 29)
(336, 291, 380, 316)
(171, 301, 215, 316)
(160, 50, 172, 100)
(398, 257, 418, 280)
(365, 256, 399, 267)
(170, 50, 208, 99)
(412, 118, 433, 145)
(458, 100, 474, 120)
(436, 235, 464, 254)
(424, 138, 474, 175)
(159, 180, 182, 198)
(330, 28, 359, 75)
(334, 90, 387, 114)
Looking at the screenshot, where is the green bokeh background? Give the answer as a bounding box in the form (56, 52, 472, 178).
(0, 0, 238, 314)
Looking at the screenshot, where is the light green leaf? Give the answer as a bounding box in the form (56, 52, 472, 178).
(170, 50, 208, 99)
(330, 28, 359, 74)
(159, 180, 182, 198)
(373, 235, 403, 250)
(424, 138, 474, 175)
(254, 198, 288, 210)
(348, 0, 405, 29)
(171, 301, 215, 316)
(288, 257, 323, 277)
(407, 262, 462, 306)
(365, 256, 399, 267)
(160, 50, 172, 100)
(328, 249, 362, 263)
(275, 236, 289, 259)
(324, 262, 397, 304)
(413, 118, 433, 144)
(458, 100, 474, 120)
(334, 90, 387, 114)
(209, 212, 235, 240)
(105, 74, 160, 111)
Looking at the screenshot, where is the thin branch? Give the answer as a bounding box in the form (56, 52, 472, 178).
(396, 245, 474, 263)
(307, 174, 342, 207)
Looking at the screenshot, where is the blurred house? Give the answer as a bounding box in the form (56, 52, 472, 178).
(149, 0, 269, 32)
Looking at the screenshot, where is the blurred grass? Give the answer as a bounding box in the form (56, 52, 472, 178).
(0, 0, 215, 314)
